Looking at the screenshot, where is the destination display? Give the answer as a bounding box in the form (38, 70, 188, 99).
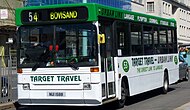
(21, 6, 88, 24)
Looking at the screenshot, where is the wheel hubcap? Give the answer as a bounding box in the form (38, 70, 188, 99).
(121, 87, 126, 101)
(164, 80, 168, 91)
(186, 73, 189, 80)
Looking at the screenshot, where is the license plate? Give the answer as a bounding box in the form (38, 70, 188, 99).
(47, 92, 66, 97)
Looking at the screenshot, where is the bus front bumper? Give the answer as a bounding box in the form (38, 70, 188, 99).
(17, 83, 102, 106)
(18, 99, 101, 106)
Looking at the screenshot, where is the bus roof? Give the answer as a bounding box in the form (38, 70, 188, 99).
(15, 3, 176, 27)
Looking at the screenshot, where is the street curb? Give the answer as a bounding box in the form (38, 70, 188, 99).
(174, 102, 190, 110)
(0, 102, 15, 110)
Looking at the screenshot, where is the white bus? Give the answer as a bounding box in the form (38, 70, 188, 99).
(16, 3, 179, 108)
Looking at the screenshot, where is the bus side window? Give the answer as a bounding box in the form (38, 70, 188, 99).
(143, 25, 153, 55)
(153, 27, 160, 54)
(159, 28, 168, 54)
(131, 23, 143, 56)
(116, 21, 130, 56)
(168, 30, 173, 53)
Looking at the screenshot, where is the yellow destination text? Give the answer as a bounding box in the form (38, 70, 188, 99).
(50, 11, 78, 20)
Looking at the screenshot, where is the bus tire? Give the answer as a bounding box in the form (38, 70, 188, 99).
(116, 81, 127, 108)
(184, 71, 189, 81)
(162, 73, 169, 94)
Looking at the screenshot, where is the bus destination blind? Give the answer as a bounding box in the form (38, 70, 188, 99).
(21, 6, 88, 24)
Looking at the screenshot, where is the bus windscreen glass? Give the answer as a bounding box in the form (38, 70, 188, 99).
(18, 23, 98, 69)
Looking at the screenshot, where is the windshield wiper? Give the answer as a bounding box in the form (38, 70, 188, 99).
(67, 57, 79, 70)
(68, 63, 79, 70)
(32, 49, 50, 71)
(32, 62, 42, 71)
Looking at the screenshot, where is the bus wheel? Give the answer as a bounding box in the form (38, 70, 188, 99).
(162, 74, 169, 94)
(116, 81, 127, 108)
(184, 71, 189, 81)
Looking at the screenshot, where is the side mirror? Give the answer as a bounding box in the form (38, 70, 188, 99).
(98, 34, 105, 44)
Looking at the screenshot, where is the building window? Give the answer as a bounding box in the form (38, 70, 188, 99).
(188, 12, 190, 22)
(162, 2, 171, 15)
(180, 9, 186, 21)
(168, 4, 170, 14)
(147, 2, 154, 12)
(132, 0, 144, 5)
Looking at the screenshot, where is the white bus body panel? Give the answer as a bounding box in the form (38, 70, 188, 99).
(17, 67, 102, 106)
(117, 54, 179, 96)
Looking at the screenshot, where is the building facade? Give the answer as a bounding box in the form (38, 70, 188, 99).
(131, 0, 146, 13)
(131, 0, 190, 45)
(0, 0, 23, 67)
(24, 0, 132, 10)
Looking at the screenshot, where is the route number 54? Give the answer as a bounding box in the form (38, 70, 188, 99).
(29, 12, 38, 22)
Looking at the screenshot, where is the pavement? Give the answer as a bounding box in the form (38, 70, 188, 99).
(1, 101, 190, 110)
(0, 101, 16, 110)
(174, 102, 190, 110)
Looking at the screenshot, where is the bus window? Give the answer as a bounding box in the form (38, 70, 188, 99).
(57, 31, 66, 50)
(159, 28, 168, 54)
(153, 27, 160, 54)
(131, 23, 143, 56)
(54, 24, 97, 66)
(143, 25, 153, 55)
(79, 28, 96, 57)
(116, 22, 130, 56)
(168, 29, 173, 53)
(55, 30, 66, 62)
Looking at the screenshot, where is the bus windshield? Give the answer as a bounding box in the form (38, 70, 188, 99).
(18, 23, 98, 69)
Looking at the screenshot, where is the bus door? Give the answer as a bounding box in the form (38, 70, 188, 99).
(99, 22, 116, 99)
